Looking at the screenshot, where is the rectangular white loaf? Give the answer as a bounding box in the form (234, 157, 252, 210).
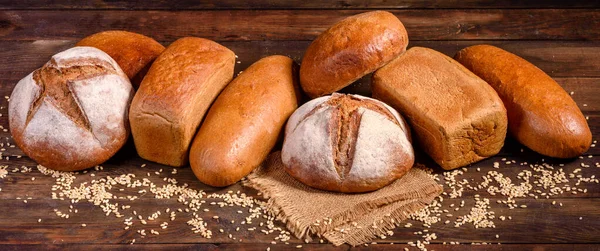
(372, 47, 508, 170)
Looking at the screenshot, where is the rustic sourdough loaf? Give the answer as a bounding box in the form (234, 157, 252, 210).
(281, 93, 414, 193)
(372, 47, 508, 170)
(129, 37, 235, 167)
(9, 46, 133, 171)
(76, 30, 165, 89)
(454, 45, 592, 158)
(190, 55, 300, 187)
(300, 11, 408, 98)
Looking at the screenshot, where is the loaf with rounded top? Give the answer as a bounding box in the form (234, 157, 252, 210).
(9, 46, 133, 171)
(300, 11, 408, 98)
(281, 93, 414, 193)
(454, 44, 592, 158)
(190, 55, 300, 187)
(372, 47, 508, 170)
(129, 37, 235, 167)
(76, 30, 165, 89)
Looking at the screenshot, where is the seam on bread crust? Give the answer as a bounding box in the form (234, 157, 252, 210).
(327, 94, 404, 181)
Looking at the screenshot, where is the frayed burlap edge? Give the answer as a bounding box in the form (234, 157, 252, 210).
(243, 166, 316, 240)
(323, 198, 433, 246)
(242, 158, 443, 246)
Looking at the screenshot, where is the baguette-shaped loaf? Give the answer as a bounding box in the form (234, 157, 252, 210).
(454, 45, 592, 158)
(372, 47, 508, 170)
(130, 37, 235, 167)
(190, 55, 300, 187)
(76, 30, 165, 88)
(300, 11, 408, 98)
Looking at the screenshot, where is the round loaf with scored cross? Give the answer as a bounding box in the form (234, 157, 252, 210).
(8, 46, 134, 171)
(281, 93, 414, 193)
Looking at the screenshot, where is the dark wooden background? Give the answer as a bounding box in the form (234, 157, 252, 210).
(0, 1, 599, 250)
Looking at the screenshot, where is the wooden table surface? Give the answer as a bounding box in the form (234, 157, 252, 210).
(0, 1, 599, 250)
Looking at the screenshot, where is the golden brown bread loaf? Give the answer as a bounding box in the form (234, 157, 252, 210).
(189, 55, 300, 187)
(372, 47, 508, 170)
(130, 37, 235, 167)
(281, 93, 414, 193)
(454, 45, 592, 158)
(76, 30, 165, 88)
(9, 47, 133, 171)
(300, 11, 408, 98)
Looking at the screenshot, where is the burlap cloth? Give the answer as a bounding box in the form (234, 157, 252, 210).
(243, 152, 443, 246)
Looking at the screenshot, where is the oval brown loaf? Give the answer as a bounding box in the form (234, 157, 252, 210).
(129, 37, 236, 167)
(299, 11, 408, 98)
(189, 55, 300, 187)
(76, 30, 165, 89)
(372, 47, 508, 170)
(281, 93, 414, 193)
(454, 44, 592, 158)
(9, 46, 133, 171)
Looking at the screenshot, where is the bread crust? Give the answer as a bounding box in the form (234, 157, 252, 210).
(76, 30, 165, 89)
(281, 93, 414, 193)
(372, 47, 508, 170)
(299, 11, 408, 98)
(189, 55, 300, 187)
(129, 37, 235, 167)
(454, 44, 591, 158)
(9, 46, 133, 171)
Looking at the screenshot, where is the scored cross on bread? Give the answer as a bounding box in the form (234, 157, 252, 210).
(292, 94, 407, 179)
(282, 93, 414, 193)
(28, 60, 117, 132)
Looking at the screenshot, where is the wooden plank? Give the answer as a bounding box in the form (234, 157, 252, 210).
(1, 0, 599, 10)
(0, 198, 597, 245)
(0, 155, 598, 245)
(1, 244, 599, 251)
(354, 244, 600, 251)
(0, 119, 597, 246)
(0, 9, 599, 41)
(2, 40, 600, 79)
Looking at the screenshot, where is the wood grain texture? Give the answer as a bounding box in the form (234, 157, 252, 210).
(0, 154, 598, 245)
(2, 40, 600, 78)
(0, 3, 599, 249)
(0, 9, 599, 41)
(1, 244, 600, 251)
(0, 0, 598, 10)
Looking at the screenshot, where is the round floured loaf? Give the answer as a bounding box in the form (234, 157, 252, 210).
(9, 46, 134, 171)
(281, 93, 414, 193)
